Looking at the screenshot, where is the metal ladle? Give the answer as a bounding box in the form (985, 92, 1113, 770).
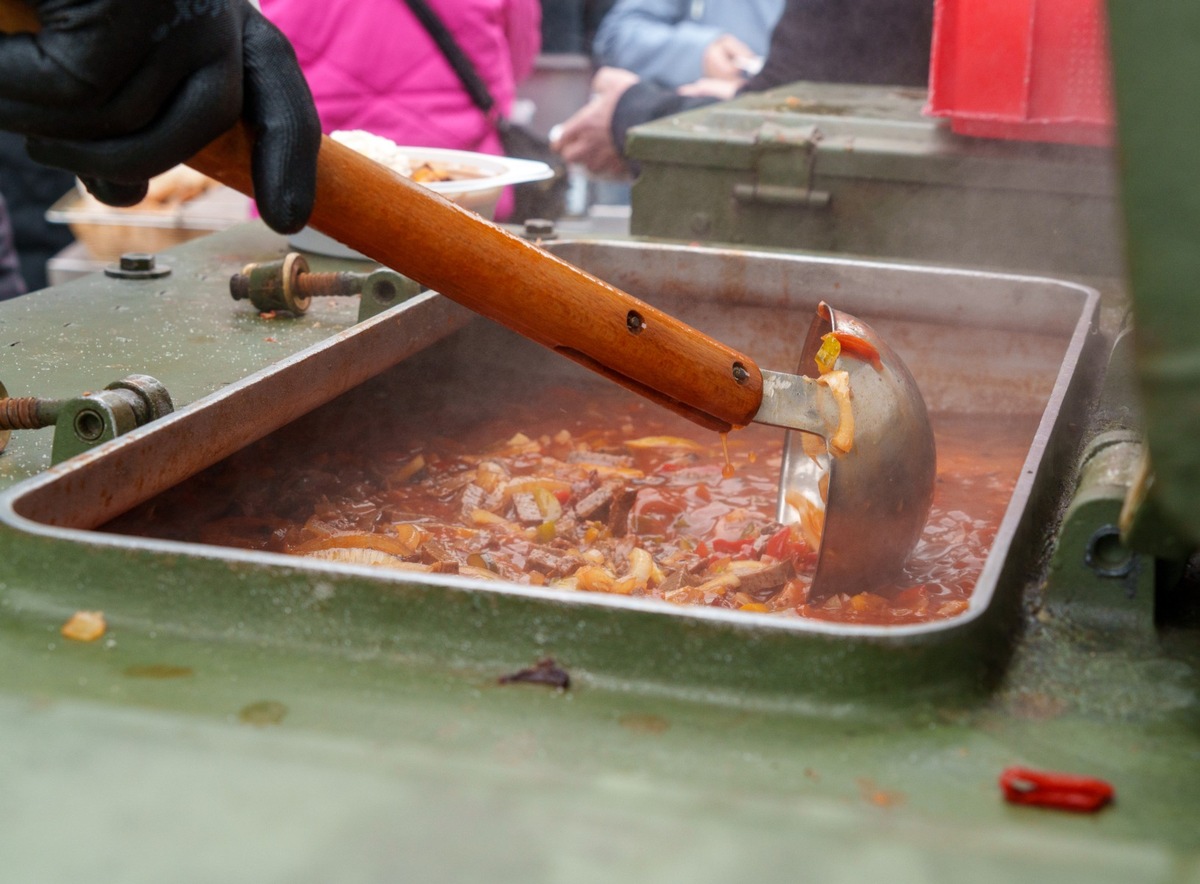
(774, 304, 936, 602)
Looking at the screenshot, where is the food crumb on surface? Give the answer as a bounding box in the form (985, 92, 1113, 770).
(238, 700, 289, 727)
(498, 658, 570, 690)
(857, 778, 905, 808)
(617, 713, 670, 735)
(61, 610, 106, 642)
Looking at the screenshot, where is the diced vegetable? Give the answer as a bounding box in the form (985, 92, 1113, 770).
(291, 531, 426, 558)
(815, 335, 841, 374)
(817, 370, 854, 455)
(624, 436, 704, 450)
(389, 454, 426, 484)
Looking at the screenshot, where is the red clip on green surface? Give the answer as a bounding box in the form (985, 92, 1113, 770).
(999, 766, 1115, 812)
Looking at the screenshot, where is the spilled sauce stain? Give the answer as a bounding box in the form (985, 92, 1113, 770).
(857, 778, 905, 808)
(618, 713, 670, 736)
(238, 700, 288, 726)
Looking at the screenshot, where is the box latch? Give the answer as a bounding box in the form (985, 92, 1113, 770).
(733, 123, 831, 209)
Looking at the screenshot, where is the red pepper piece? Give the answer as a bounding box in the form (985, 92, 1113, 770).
(824, 331, 883, 371)
(710, 537, 753, 556)
(999, 766, 1114, 812)
(764, 525, 811, 562)
(763, 526, 793, 560)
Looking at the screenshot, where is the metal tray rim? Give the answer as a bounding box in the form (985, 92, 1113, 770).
(0, 242, 1102, 643)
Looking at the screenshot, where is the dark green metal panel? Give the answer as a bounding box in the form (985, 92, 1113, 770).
(1106, 1, 1200, 551)
(626, 83, 1124, 278)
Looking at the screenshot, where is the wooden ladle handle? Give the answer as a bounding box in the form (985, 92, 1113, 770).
(192, 127, 765, 432)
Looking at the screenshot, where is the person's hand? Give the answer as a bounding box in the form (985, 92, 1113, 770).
(677, 78, 742, 101)
(0, 0, 321, 234)
(702, 34, 759, 82)
(550, 67, 640, 180)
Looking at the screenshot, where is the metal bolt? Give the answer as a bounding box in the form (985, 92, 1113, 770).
(0, 375, 173, 455)
(365, 272, 399, 306)
(522, 218, 557, 241)
(105, 252, 171, 280)
(73, 408, 107, 442)
(105, 374, 175, 423)
(230, 253, 412, 316)
(1084, 524, 1137, 579)
(626, 310, 645, 334)
(0, 390, 64, 431)
(731, 362, 750, 384)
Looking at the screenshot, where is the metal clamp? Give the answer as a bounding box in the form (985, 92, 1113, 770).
(0, 374, 174, 464)
(230, 252, 423, 321)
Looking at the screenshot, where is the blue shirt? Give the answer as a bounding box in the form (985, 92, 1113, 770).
(593, 0, 786, 88)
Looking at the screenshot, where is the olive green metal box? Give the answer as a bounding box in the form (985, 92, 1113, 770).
(625, 82, 1123, 278)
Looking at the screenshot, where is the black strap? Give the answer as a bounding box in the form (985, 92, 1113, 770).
(401, 0, 497, 117)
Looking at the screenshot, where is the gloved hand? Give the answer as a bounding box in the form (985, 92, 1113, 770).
(0, 0, 320, 233)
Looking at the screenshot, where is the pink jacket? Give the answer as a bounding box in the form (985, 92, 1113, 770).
(260, 0, 541, 156)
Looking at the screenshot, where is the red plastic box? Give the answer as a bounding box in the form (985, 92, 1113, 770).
(925, 0, 1115, 146)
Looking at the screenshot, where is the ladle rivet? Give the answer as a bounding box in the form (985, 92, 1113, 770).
(626, 311, 645, 334)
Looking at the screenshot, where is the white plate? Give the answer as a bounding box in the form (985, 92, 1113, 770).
(288, 146, 553, 260)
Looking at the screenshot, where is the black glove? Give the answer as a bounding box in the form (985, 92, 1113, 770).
(0, 0, 320, 234)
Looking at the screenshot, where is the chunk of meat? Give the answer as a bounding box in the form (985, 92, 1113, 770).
(511, 491, 543, 524)
(567, 450, 634, 468)
(574, 482, 619, 520)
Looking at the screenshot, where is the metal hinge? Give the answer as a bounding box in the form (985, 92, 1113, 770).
(733, 123, 831, 209)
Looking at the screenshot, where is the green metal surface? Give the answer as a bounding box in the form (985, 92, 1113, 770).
(1106, 1, 1200, 550)
(625, 83, 1123, 279)
(0, 225, 364, 484)
(1044, 431, 1155, 634)
(0, 226, 1197, 881)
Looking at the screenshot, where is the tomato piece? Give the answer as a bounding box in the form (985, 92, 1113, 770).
(763, 525, 810, 562)
(764, 526, 792, 560)
(710, 537, 753, 556)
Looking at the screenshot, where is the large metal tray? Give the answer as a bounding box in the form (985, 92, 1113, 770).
(0, 241, 1099, 705)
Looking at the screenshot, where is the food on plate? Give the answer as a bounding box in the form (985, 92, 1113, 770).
(331, 129, 481, 183)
